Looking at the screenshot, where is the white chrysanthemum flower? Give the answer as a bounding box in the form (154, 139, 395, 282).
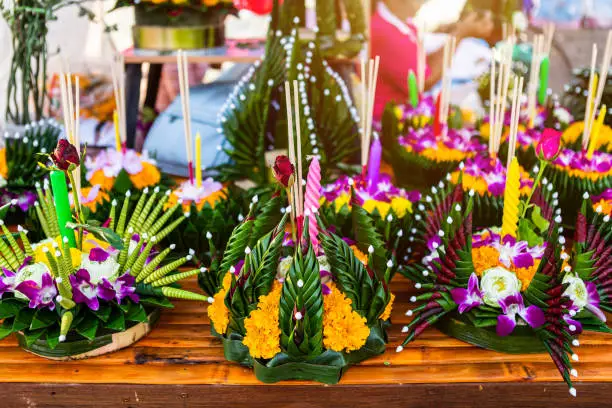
(480, 267, 522, 307)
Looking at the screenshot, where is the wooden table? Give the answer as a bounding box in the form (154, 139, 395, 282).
(1, 275, 610, 407)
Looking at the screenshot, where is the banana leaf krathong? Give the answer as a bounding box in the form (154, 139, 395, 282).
(0, 121, 60, 220)
(206, 199, 394, 383)
(543, 148, 612, 226)
(380, 102, 485, 191)
(0, 187, 208, 359)
(398, 174, 590, 395)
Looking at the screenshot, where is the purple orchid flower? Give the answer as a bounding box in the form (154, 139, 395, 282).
(70, 269, 101, 311)
(496, 293, 545, 336)
(494, 235, 535, 269)
(563, 307, 584, 335)
(15, 273, 58, 310)
(0, 268, 17, 296)
(89, 247, 111, 263)
(101, 273, 139, 304)
(451, 273, 484, 313)
(585, 281, 606, 322)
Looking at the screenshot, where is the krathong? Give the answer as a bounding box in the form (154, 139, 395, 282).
(0, 139, 207, 359)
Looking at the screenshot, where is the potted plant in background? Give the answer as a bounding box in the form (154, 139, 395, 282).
(113, 0, 236, 51)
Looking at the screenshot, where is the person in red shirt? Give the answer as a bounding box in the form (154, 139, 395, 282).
(371, 0, 495, 118)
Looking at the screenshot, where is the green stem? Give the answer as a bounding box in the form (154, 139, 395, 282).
(67, 171, 85, 250)
(521, 160, 547, 218)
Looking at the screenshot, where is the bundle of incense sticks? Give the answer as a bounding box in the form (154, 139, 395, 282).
(488, 38, 514, 157)
(58, 70, 81, 195)
(360, 56, 380, 168)
(506, 76, 525, 169)
(438, 36, 457, 138)
(582, 31, 612, 151)
(110, 54, 126, 150)
(177, 50, 195, 184)
(543, 22, 556, 56)
(285, 80, 304, 228)
(527, 35, 545, 126)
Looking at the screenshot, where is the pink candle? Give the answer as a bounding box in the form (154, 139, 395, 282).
(304, 157, 321, 253)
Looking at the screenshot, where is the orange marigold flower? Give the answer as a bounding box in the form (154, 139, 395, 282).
(380, 292, 395, 321)
(89, 169, 115, 191)
(0, 148, 7, 179)
(323, 283, 369, 352)
(350, 245, 368, 265)
(129, 162, 161, 190)
(593, 198, 612, 215)
(243, 282, 283, 359)
(472, 246, 502, 276)
(207, 272, 233, 335)
(77, 187, 109, 212)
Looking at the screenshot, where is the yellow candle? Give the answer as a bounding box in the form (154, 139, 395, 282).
(501, 157, 520, 239)
(195, 132, 202, 188)
(588, 104, 607, 159)
(113, 110, 121, 153)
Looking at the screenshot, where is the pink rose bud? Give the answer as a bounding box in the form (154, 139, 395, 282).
(535, 128, 562, 162)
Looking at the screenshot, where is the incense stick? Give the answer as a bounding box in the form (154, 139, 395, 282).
(285, 81, 297, 223)
(360, 57, 380, 167)
(177, 50, 194, 183)
(293, 80, 304, 217)
(582, 44, 599, 150)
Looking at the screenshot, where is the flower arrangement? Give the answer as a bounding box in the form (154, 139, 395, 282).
(449, 154, 534, 226)
(204, 154, 394, 383)
(0, 139, 207, 359)
(381, 101, 485, 190)
(0, 121, 60, 220)
(396, 130, 611, 395)
(85, 148, 163, 194)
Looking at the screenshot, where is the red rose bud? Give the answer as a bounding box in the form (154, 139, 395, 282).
(273, 155, 295, 188)
(536, 128, 562, 162)
(51, 139, 80, 171)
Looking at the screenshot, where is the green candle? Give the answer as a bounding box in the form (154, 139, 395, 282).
(538, 55, 550, 106)
(49, 170, 76, 247)
(408, 70, 419, 108)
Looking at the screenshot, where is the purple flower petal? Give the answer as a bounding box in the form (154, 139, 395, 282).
(512, 252, 535, 269)
(497, 314, 517, 336)
(89, 248, 111, 263)
(322, 283, 331, 295)
(520, 305, 545, 329)
(498, 292, 523, 314)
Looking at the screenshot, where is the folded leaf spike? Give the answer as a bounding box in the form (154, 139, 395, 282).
(116, 191, 131, 236)
(130, 236, 157, 277)
(144, 254, 191, 284)
(0, 231, 19, 270)
(0, 220, 24, 264)
(34, 202, 52, 238)
(151, 268, 203, 287)
(117, 228, 133, 268)
(148, 203, 181, 237)
(127, 188, 149, 232)
(61, 236, 73, 271)
(43, 248, 60, 278)
(151, 213, 188, 242)
(43, 184, 61, 237)
(122, 236, 145, 274)
(108, 199, 118, 231)
(59, 311, 74, 342)
(54, 250, 73, 298)
(141, 191, 170, 232)
(17, 226, 34, 258)
(136, 244, 174, 283)
(161, 286, 208, 301)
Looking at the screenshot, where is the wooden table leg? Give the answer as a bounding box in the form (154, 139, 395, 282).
(144, 63, 163, 112)
(125, 63, 143, 149)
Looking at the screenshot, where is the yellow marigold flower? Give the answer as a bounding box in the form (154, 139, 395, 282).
(393, 106, 403, 121)
(562, 121, 584, 145)
(89, 169, 115, 191)
(32, 237, 83, 270)
(0, 148, 7, 179)
(462, 109, 476, 125)
(243, 282, 282, 359)
(479, 123, 491, 141)
(409, 143, 473, 163)
(363, 200, 391, 218)
(593, 198, 612, 215)
(129, 162, 161, 190)
(202, 0, 219, 5)
(171, 0, 188, 3)
(332, 193, 350, 213)
(207, 272, 233, 335)
(390, 197, 412, 218)
(552, 163, 612, 181)
(380, 292, 395, 321)
(350, 245, 368, 265)
(323, 283, 369, 352)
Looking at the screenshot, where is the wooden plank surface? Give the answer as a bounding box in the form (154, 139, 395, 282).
(1, 276, 611, 406)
